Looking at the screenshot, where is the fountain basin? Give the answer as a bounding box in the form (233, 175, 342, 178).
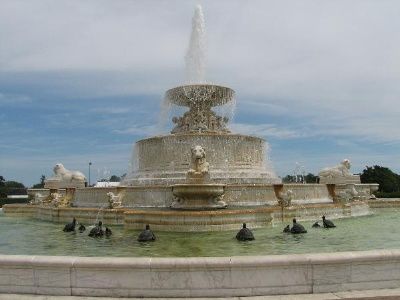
(123, 133, 280, 186)
(165, 84, 234, 107)
(3, 205, 400, 296)
(171, 183, 226, 210)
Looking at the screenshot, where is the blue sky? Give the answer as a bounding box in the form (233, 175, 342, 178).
(1, 0, 399, 186)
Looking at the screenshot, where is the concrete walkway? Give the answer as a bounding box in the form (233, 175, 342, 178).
(1, 288, 400, 300)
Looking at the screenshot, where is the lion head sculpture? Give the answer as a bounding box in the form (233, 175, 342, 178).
(341, 159, 351, 174)
(191, 145, 206, 161)
(188, 145, 209, 176)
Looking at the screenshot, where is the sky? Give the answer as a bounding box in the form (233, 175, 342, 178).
(0, 0, 399, 186)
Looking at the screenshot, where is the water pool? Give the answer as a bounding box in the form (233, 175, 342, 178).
(0, 208, 398, 257)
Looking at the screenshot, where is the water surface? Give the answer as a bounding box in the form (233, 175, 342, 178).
(0, 208, 397, 257)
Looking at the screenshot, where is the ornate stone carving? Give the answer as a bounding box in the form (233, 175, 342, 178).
(319, 159, 361, 184)
(44, 163, 86, 189)
(166, 85, 233, 134)
(335, 184, 359, 203)
(107, 192, 123, 209)
(171, 110, 229, 134)
(277, 189, 294, 208)
(49, 192, 62, 207)
(29, 192, 47, 205)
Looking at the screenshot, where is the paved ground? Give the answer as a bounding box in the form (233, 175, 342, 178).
(1, 288, 400, 300)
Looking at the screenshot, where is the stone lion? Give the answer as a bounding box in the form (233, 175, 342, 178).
(53, 163, 86, 182)
(188, 145, 209, 175)
(318, 159, 352, 179)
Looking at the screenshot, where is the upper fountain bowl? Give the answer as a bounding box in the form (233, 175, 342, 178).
(165, 84, 235, 108)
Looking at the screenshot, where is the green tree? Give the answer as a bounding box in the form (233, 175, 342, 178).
(282, 175, 296, 183)
(32, 175, 46, 188)
(0, 176, 5, 198)
(305, 173, 318, 183)
(0, 179, 25, 198)
(109, 175, 121, 182)
(4, 181, 25, 189)
(360, 165, 400, 193)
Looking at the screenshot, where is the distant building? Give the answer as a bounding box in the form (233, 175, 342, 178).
(7, 195, 29, 199)
(94, 182, 120, 188)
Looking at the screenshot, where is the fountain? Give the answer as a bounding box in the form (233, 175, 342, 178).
(2, 4, 399, 299)
(3, 4, 378, 232)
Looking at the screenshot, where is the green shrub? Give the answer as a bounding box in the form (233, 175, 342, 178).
(375, 192, 400, 198)
(0, 197, 29, 207)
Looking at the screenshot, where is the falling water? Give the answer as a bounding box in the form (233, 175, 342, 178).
(157, 96, 173, 133)
(185, 4, 206, 83)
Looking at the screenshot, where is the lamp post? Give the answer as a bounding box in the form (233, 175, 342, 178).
(88, 162, 92, 187)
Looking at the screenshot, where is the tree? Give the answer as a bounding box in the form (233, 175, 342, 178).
(282, 173, 317, 183)
(305, 173, 318, 183)
(4, 181, 25, 188)
(282, 175, 296, 183)
(0, 176, 5, 198)
(109, 175, 121, 182)
(0, 179, 25, 198)
(360, 165, 400, 193)
(32, 175, 46, 188)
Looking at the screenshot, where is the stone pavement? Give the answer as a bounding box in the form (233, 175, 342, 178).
(1, 288, 400, 300)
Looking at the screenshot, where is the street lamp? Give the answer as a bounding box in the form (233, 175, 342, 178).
(88, 162, 92, 187)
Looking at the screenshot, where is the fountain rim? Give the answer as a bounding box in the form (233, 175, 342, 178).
(165, 84, 235, 107)
(134, 132, 267, 144)
(0, 249, 399, 297)
(1, 248, 398, 264)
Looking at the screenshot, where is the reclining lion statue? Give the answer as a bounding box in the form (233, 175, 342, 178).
(44, 163, 86, 188)
(319, 159, 352, 179)
(53, 163, 86, 182)
(318, 159, 360, 184)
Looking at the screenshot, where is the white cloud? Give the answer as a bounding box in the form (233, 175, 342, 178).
(1, 0, 400, 183)
(231, 123, 302, 139)
(113, 124, 159, 136)
(0, 0, 392, 144)
(90, 107, 131, 114)
(0, 93, 32, 105)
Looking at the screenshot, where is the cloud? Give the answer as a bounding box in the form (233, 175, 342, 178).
(1, 0, 400, 184)
(90, 107, 132, 114)
(0, 93, 32, 105)
(113, 125, 159, 136)
(231, 123, 302, 139)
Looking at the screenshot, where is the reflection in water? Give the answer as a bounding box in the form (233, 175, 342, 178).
(0, 209, 397, 257)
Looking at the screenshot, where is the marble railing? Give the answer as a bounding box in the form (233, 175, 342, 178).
(1, 250, 400, 297)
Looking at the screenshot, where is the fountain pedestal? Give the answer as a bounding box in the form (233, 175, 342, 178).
(170, 145, 227, 210)
(171, 183, 226, 210)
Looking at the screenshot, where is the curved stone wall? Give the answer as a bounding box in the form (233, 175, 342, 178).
(1, 250, 400, 297)
(123, 133, 280, 186)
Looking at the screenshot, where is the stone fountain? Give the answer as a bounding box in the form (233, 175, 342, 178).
(4, 4, 379, 232)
